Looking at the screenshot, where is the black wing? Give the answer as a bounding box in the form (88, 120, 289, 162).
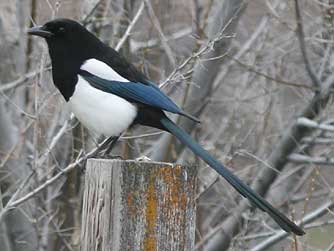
(79, 70, 200, 122)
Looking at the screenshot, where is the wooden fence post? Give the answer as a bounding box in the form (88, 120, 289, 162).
(80, 159, 197, 251)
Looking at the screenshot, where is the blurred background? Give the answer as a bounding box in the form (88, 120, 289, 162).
(1, 0, 334, 250)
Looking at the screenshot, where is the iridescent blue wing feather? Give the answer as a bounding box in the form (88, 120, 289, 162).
(79, 70, 199, 122)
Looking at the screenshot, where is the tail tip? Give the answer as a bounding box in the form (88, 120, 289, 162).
(293, 226, 305, 236)
(182, 112, 201, 123)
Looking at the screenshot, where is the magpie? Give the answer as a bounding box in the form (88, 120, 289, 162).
(28, 18, 304, 235)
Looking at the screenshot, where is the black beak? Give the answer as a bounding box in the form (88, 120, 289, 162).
(27, 26, 53, 38)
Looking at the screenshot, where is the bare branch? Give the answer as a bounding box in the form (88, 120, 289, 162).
(226, 55, 316, 90)
(37, 117, 74, 167)
(294, 0, 321, 89)
(0, 68, 49, 92)
(288, 153, 334, 165)
(0, 172, 34, 222)
(0, 137, 112, 219)
(115, 1, 145, 52)
(251, 200, 334, 251)
(297, 117, 334, 132)
(143, 0, 176, 66)
(130, 28, 192, 53)
(301, 137, 334, 144)
(206, 85, 334, 251)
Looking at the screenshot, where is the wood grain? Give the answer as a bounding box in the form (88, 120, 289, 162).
(81, 159, 197, 251)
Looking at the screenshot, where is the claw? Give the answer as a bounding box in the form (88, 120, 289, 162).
(135, 156, 152, 162)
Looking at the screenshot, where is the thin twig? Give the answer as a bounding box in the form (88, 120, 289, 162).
(37, 117, 74, 167)
(0, 171, 35, 222)
(294, 0, 321, 89)
(130, 28, 192, 52)
(226, 55, 315, 90)
(297, 117, 334, 132)
(0, 68, 49, 92)
(82, 0, 104, 25)
(0, 137, 111, 217)
(251, 200, 334, 251)
(121, 131, 163, 139)
(144, 0, 176, 66)
(301, 137, 334, 144)
(115, 1, 145, 52)
(288, 153, 334, 165)
(159, 11, 237, 89)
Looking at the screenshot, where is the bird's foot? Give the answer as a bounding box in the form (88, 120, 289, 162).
(135, 156, 152, 162)
(106, 154, 123, 160)
(94, 150, 123, 160)
(101, 154, 123, 160)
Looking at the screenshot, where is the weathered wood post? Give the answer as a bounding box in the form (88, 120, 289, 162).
(80, 159, 197, 251)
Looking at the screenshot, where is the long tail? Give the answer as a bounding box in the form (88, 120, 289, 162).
(160, 116, 304, 235)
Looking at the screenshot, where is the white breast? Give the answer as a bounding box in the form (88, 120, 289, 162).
(68, 76, 137, 136)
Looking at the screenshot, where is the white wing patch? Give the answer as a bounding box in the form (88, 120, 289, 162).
(68, 76, 137, 136)
(80, 58, 129, 82)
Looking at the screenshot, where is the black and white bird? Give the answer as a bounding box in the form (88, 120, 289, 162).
(28, 18, 304, 235)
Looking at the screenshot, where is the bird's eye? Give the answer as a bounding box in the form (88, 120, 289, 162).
(58, 27, 65, 32)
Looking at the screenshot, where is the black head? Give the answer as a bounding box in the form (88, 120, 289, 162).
(28, 18, 88, 42)
(27, 19, 100, 61)
(28, 18, 89, 39)
(27, 18, 104, 100)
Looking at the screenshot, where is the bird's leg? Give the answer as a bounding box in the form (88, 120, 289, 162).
(80, 136, 121, 172)
(93, 136, 120, 159)
(103, 135, 120, 156)
(99, 136, 117, 151)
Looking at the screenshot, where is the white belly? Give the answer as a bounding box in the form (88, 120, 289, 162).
(68, 76, 137, 136)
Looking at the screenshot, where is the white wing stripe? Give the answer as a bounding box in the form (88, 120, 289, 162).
(80, 58, 129, 82)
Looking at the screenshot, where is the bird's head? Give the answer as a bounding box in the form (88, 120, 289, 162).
(27, 18, 87, 43)
(28, 18, 101, 64)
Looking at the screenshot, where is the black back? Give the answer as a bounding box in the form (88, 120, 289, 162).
(42, 19, 149, 100)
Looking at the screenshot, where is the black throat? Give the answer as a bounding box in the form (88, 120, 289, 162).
(47, 32, 102, 101)
(49, 50, 79, 101)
